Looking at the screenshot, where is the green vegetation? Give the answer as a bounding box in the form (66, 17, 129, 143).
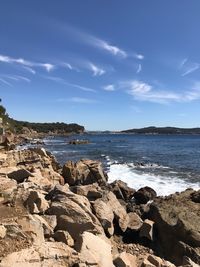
(0, 101, 84, 134)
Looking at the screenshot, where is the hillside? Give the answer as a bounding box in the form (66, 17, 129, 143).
(121, 126, 200, 135)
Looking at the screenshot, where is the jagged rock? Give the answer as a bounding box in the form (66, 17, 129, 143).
(147, 254, 175, 267)
(110, 180, 135, 201)
(47, 185, 104, 240)
(134, 186, 157, 204)
(113, 252, 137, 267)
(62, 159, 108, 186)
(0, 225, 7, 239)
(191, 190, 200, 203)
(75, 231, 114, 267)
(0, 175, 17, 194)
(53, 230, 74, 247)
(139, 219, 154, 241)
(17, 215, 45, 245)
(128, 212, 143, 231)
(70, 183, 103, 200)
(0, 241, 79, 267)
(93, 198, 114, 236)
(106, 191, 129, 232)
(147, 189, 200, 266)
(7, 168, 33, 183)
(182, 256, 199, 267)
(41, 215, 57, 232)
(32, 214, 55, 238)
(25, 190, 49, 214)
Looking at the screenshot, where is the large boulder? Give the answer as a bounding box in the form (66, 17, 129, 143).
(62, 159, 108, 186)
(0, 241, 79, 267)
(127, 212, 143, 231)
(25, 190, 49, 214)
(113, 252, 137, 267)
(134, 186, 157, 204)
(47, 185, 104, 241)
(110, 180, 135, 201)
(147, 189, 200, 266)
(76, 231, 115, 267)
(70, 183, 103, 201)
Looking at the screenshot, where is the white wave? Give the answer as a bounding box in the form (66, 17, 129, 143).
(108, 164, 200, 196)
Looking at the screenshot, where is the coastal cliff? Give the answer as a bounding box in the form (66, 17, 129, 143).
(0, 145, 199, 266)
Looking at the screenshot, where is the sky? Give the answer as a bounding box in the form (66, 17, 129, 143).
(1, 1, 200, 130)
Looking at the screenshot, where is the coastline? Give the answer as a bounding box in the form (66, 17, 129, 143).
(0, 137, 199, 266)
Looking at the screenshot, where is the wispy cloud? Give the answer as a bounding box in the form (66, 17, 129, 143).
(121, 79, 200, 104)
(89, 63, 105, 76)
(23, 66, 36, 74)
(179, 58, 188, 68)
(134, 53, 144, 60)
(0, 54, 55, 72)
(44, 76, 96, 92)
(69, 97, 97, 104)
(103, 84, 115, 91)
(181, 63, 199, 77)
(62, 62, 80, 72)
(0, 78, 12, 86)
(136, 64, 142, 74)
(5, 75, 31, 82)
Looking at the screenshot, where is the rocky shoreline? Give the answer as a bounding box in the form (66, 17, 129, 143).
(0, 144, 199, 266)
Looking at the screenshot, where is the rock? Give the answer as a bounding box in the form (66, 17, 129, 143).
(139, 219, 154, 241)
(128, 212, 143, 231)
(106, 191, 129, 232)
(32, 214, 55, 238)
(69, 139, 89, 145)
(113, 252, 137, 267)
(0, 225, 7, 239)
(70, 183, 103, 200)
(110, 180, 135, 201)
(62, 159, 108, 186)
(141, 258, 156, 267)
(190, 190, 200, 203)
(182, 256, 199, 267)
(134, 187, 157, 204)
(25, 190, 49, 214)
(76, 231, 115, 267)
(7, 168, 33, 183)
(47, 185, 104, 241)
(93, 198, 114, 236)
(0, 175, 17, 194)
(53, 230, 74, 247)
(17, 215, 45, 245)
(148, 189, 200, 265)
(0, 241, 79, 267)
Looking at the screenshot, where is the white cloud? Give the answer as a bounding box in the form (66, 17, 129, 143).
(23, 66, 36, 74)
(44, 76, 96, 92)
(179, 58, 188, 68)
(62, 62, 80, 72)
(136, 64, 142, 74)
(181, 63, 199, 77)
(69, 97, 97, 104)
(122, 79, 200, 104)
(103, 84, 115, 91)
(0, 54, 55, 72)
(0, 78, 12, 86)
(89, 63, 105, 76)
(134, 53, 144, 60)
(95, 39, 127, 58)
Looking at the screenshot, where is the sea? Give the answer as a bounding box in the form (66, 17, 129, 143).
(41, 133, 200, 196)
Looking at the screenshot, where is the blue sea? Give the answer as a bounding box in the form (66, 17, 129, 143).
(42, 134, 200, 196)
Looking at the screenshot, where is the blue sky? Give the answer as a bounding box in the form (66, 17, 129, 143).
(1, 1, 200, 130)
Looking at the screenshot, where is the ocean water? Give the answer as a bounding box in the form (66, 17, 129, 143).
(43, 134, 200, 196)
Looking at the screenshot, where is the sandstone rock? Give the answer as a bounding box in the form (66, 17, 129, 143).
(182, 256, 199, 267)
(0, 225, 7, 239)
(190, 190, 200, 203)
(0, 241, 79, 267)
(47, 185, 103, 240)
(32, 214, 55, 238)
(110, 180, 135, 201)
(17, 215, 45, 245)
(134, 187, 157, 204)
(106, 191, 129, 232)
(128, 212, 143, 231)
(148, 189, 200, 265)
(139, 219, 154, 241)
(53, 230, 74, 247)
(25, 190, 49, 214)
(93, 198, 114, 236)
(70, 183, 103, 200)
(76, 231, 114, 267)
(141, 258, 155, 267)
(0, 175, 17, 194)
(113, 252, 137, 267)
(62, 159, 108, 186)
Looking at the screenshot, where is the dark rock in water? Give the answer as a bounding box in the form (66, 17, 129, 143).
(133, 186, 157, 204)
(110, 180, 135, 201)
(147, 189, 200, 266)
(69, 139, 89, 145)
(62, 159, 108, 186)
(191, 190, 200, 203)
